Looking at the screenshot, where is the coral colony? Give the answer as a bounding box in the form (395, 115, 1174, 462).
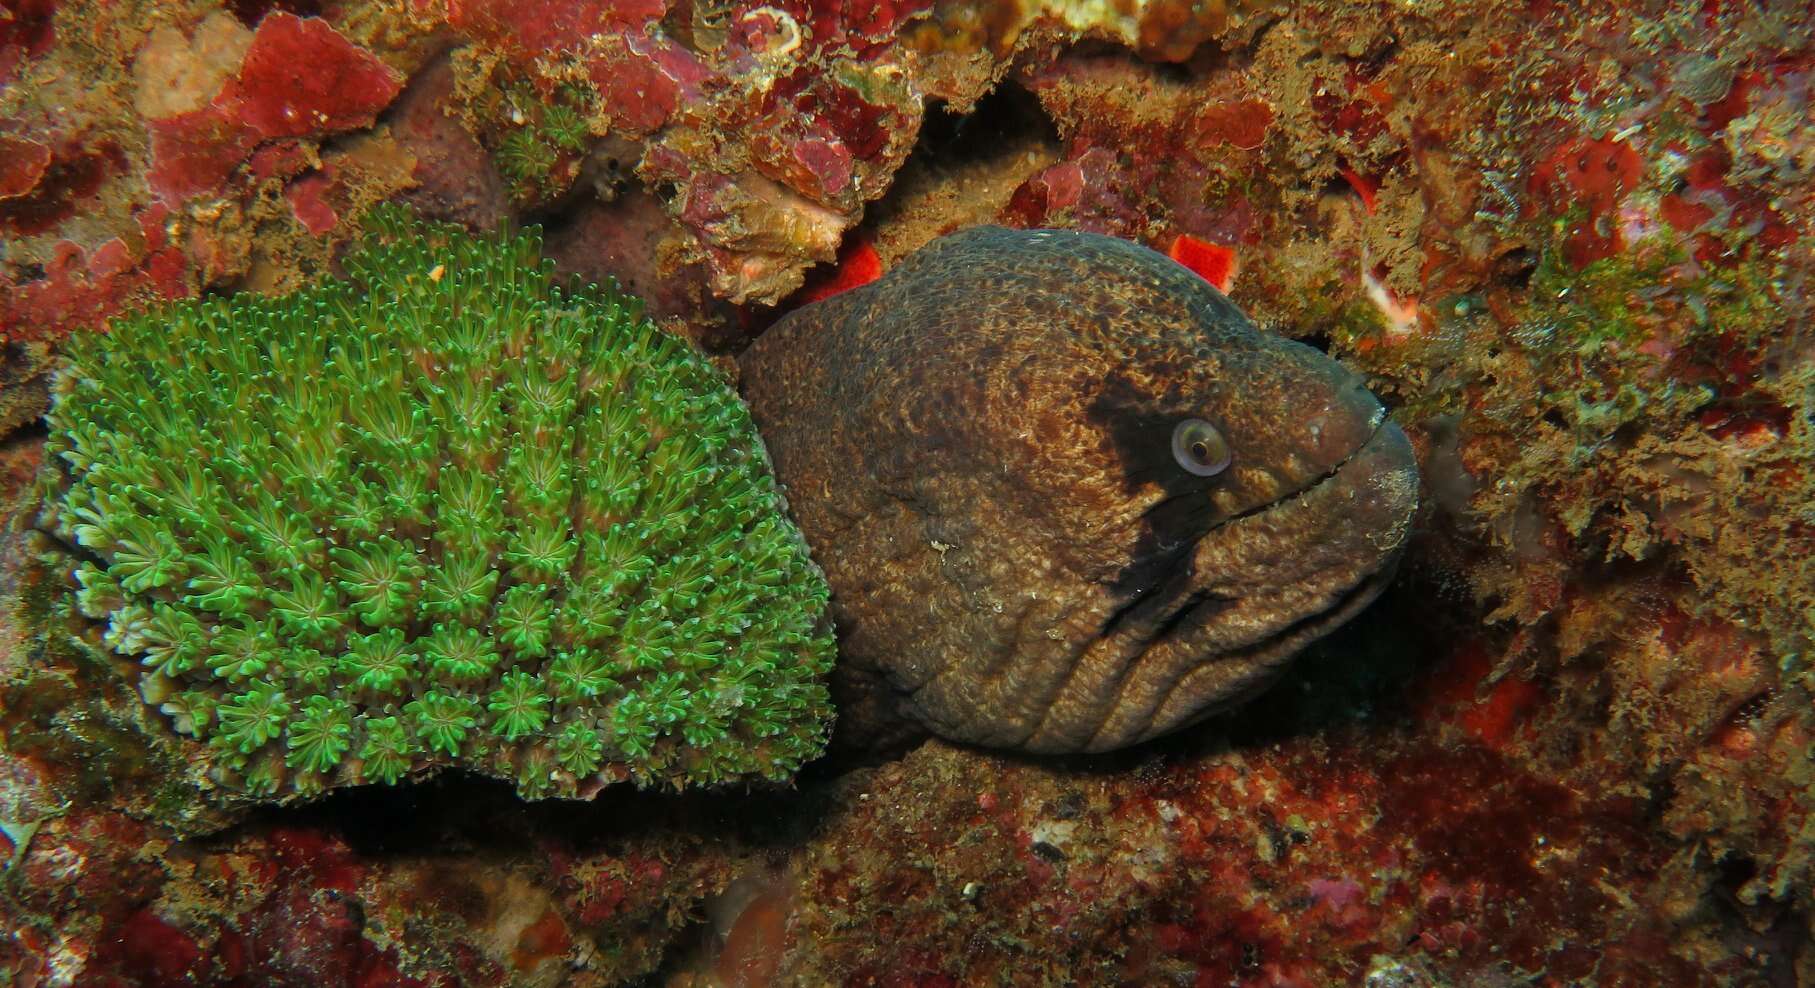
(40, 207, 835, 800)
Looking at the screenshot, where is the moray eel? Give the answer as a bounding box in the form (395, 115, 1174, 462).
(739, 227, 1419, 753)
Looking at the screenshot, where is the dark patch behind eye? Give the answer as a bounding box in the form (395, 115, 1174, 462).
(1087, 373, 1219, 596)
(1087, 373, 1203, 498)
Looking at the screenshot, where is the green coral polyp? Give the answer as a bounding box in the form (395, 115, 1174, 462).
(43, 206, 836, 800)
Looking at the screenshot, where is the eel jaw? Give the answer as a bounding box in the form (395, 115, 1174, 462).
(1018, 417, 1420, 754)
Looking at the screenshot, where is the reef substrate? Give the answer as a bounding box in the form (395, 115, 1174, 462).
(2, 0, 1812, 984)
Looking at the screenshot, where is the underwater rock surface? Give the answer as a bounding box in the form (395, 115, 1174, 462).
(742, 226, 1419, 752)
(2, 0, 1813, 984)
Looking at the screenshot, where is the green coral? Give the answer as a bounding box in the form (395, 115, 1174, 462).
(41, 206, 836, 800)
(542, 102, 591, 152)
(494, 83, 595, 199)
(497, 128, 559, 193)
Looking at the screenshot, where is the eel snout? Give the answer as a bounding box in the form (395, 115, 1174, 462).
(1001, 408, 1418, 754)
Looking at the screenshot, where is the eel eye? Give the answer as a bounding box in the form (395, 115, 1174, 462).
(1171, 418, 1231, 477)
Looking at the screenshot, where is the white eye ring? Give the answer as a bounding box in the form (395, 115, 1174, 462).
(1171, 418, 1231, 477)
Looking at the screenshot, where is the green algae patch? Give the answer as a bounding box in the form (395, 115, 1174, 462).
(38, 206, 835, 804)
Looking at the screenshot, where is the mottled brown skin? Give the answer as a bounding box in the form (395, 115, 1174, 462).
(740, 227, 1419, 753)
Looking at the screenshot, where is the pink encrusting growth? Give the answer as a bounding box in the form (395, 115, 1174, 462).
(0, 0, 55, 83)
(0, 203, 189, 344)
(446, 0, 667, 59)
(284, 167, 339, 235)
(146, 13, 401, 202)
(0, 138, 126, 237)
(794, 235, 883, 303)
(1166, 233, 1238, 293)
(0, 134, 52, 198)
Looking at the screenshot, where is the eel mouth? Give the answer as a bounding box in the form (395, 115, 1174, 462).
(1019, 414, 1419, 753)
(1101, 404, 1409, 643)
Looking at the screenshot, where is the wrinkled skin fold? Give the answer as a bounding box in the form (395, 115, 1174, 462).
(741, 226, 1421, 753)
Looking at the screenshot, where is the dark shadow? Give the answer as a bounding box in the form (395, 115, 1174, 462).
(218, 758, 843, 862)
(227, 0, 324, 28)
(913, 82, 1059, 169)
